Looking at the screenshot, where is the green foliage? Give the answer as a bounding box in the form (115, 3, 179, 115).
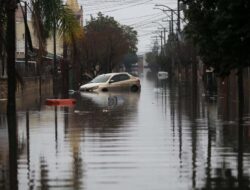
(31, 0, 50, 52)
(146, 50, 159, 72)
(58, 6, 83, 43)
(82, 12, 138, 76)
(181, 0, 250, 76)
(31, 0, 82, 45)
(121, 25, 138, 53)
(86, 12, 137, 53)
(122, 53, 138, 72)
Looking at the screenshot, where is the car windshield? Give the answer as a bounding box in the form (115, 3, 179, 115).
(90, 74, 112, 83)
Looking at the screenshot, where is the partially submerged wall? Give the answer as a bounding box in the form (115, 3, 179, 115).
(0, 79, 7, 100)
(0, 76, 53, 100)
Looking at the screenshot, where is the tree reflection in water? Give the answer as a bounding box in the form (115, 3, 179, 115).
(7, 112, 18, 190)
(166, 77, 250, 190)
(39, 157, 49, 190)
(73, 91, 140, 135)
(2, 70, 250, 189)
(63, 107, 84, 189)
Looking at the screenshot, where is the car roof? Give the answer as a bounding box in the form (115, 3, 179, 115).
(103, 72, 131, 76)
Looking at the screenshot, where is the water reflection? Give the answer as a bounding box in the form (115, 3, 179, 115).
(72, 91, 140, 140)
(76, 91, 139, 111)
(151, 71, 250, 189)
(1, 70, 250, 189)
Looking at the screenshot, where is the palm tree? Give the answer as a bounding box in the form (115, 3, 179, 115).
(55, 1, 83, 97)
(30, 0, 83, 98)
(2, 0, 82, 114)
(30, 0, 50, 99)
(58, 5, 83, 97)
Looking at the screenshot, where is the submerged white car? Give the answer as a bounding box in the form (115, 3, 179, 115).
(157, 71, 168, 80)
(79, 72, 141, 92)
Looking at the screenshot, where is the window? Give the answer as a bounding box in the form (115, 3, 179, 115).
(90, 74, 112, 83)
(111, 74, 130, 83)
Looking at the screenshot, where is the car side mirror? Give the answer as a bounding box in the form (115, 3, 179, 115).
(109, 79, 114, 83)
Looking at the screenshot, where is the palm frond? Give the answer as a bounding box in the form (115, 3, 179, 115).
(31, 0, 49, 53)
(58, 6, 84, 44)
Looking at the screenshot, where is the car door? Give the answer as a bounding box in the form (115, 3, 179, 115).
(109, 74, 130, 90)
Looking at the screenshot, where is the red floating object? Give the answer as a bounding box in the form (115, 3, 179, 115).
(46, 99, 76, 106)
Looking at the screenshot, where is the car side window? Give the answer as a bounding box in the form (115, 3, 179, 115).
(120, 74, 130, 81)
(110, 74, 130, 83)
(110, 75, 120, 83)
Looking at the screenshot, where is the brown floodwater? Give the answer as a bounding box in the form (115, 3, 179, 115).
(1, 70, 250, 189)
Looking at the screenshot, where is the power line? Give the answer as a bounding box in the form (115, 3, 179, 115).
(78, 0, 180, 53)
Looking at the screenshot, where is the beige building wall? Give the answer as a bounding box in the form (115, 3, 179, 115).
(16, 5, 63, 58)
(15, 0, 84, 59)
(16, 21, 40, 58)
(66, 0, 84, 27)
(46, 34, 63, 56)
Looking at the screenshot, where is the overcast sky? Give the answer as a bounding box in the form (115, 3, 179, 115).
(78, 0, 179, 55)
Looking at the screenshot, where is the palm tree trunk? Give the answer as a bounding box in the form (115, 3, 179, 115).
(53, 20, 57, 98)
(62, 42, 69, 98)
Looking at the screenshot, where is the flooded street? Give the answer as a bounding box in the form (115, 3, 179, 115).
(1, 70, 250, 189)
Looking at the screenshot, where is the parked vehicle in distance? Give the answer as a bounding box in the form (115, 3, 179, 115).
(79, 72, 141, 92)
(157, 71, 168, 80)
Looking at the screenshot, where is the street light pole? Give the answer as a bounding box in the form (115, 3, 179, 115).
(154, 7, 175, 35)
(155, 4, 180, 34)
(152, 21, 167, 45)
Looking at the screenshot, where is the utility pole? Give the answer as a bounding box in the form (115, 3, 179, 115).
(171, 10, 174, 35)
(24, 2, 28, 75)
(7, 0, 17, 116)
(154, 3, 183, 80)
(6, 1, 18, 190)
(155, 4, 179, 35)
(163, 27, 166, 45)
(177, 0, 181, 33)
(159, 31, 162, 55)
(169, 21, 172, 35)
(177, 0, 181, 79)
(163, 28, 166, 55)
(153, 22, 167, 45)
